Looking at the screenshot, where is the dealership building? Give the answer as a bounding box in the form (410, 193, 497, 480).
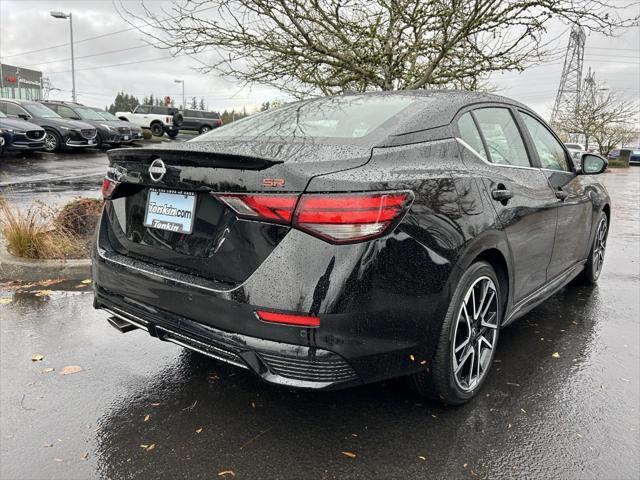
(0, 63, 43, 100)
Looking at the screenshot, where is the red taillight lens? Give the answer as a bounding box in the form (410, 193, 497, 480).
(101, 178, 118, 199)
(256, 310, 320, 327)
(215, 191, 413, 243)
(215, 194, 299, 224)
(293, 192, 413, 243)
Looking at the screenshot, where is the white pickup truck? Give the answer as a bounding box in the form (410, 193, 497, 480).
(115, 105, 183, 137)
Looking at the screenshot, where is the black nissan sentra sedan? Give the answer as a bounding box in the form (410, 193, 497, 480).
(92, 91, 610, 404)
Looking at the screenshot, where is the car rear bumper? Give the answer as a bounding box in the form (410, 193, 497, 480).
(91, 209, 451, 390)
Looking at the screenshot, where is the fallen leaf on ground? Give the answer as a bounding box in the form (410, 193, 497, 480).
(74, 284, 86, 289)
(42, 368, 55, 373)
(551, 352, 560, 358)
(0, 298, 13, 305)
(409, 354, 415, 361)
(521, 408, 527, 414)
(218, 471, 235, 477)
(150, 402, 161, 406)
(60, 365, 83, 375)
(251, 402, 256, 409)
(34, 290, 53, 297)
(143, 414, 150, 422)
(351, 433, 358, 437)
(139, 444, 148, 448)
(81, 452, 89, 460)
(464, 463, 468, 468)
(43, 443, 53, 448)
(81, 279, 92, 284)
(54, 458, 64, 462)
(419, 456, 426, 461)
(31, 354, 44, 362)
(146, 444, 156, 451)
(420, 360, 427, 365)
(341, 451, 356, 458)
(196, 427, 203, 434)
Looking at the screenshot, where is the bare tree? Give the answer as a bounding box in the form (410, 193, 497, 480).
(555, 80, 638, 152)
(120, 0, 638, 98)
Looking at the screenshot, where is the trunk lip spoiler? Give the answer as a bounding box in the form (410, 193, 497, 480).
(107, 148, 284, 170)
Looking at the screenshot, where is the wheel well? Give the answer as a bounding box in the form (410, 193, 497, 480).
(473, 249, 509, 315)
(150, 120, 163, 126)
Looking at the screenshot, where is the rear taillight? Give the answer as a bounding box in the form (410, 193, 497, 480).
(101, 178, 119, 199)
(216, 194, 298, 224)
(293, 192, 413, 243)
(214, 191, 413, 244)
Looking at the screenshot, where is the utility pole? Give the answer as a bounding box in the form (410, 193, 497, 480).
(174, 79, 185, 109)
(50, 11, 76, 102)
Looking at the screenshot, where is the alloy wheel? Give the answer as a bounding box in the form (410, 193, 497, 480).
(452, 276, 499, 392)
(593, 217, 608, 276)
(44, 132, 57, 151)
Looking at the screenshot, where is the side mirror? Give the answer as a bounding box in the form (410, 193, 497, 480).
(70, 116, 81, 120)
(18, 113, 31, 120)
(581, 153, 607, 175)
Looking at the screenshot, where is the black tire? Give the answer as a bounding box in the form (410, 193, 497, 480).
(43, 130, 61, 153)
(95, 133, 104, 149)
(199, 125, 211, 134)
(150, 122, 164, 137)
(577, 212, 608, 284)
(411, 261, 502, 405)
(172, 112, 184, 127)
(167, 130, 179, 139)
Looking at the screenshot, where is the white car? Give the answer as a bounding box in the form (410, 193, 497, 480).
(115, 105, 183, 138)
(565, 143, 587, 169)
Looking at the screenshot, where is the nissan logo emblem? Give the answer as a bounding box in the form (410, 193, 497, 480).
(149, 158, 167, 182)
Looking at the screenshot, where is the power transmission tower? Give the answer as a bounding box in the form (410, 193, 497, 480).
(551, 25, 586, 124)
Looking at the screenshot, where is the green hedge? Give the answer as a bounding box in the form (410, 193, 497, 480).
(608, 158, 630, 168)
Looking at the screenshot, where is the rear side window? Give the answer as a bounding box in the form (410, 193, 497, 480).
(457, 112, 488, 160)
(520, 112, 570, 172)
(473, 108, 531, 167)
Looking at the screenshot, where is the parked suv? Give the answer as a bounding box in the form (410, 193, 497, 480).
(0, 99, 96, 153)
(90, 108, 144, 142)
(181, 109, 223, 134)
(115, 105, 183, 138)
(41, 100, 134, 149)
(0, 110, 46, 152)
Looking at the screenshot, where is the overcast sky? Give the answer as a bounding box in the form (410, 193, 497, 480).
(0, 0, 638, 118)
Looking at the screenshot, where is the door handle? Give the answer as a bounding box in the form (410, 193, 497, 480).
(555, 190, 568, 201)
(492, 189, 513, 202)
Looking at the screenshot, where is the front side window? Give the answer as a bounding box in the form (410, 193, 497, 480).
(520, 112, 570, 171)
(457, 112, 488, 160)
(473, 108, 531, 168)
(136, 106, 149, 114)
(5, 102, 28, 117)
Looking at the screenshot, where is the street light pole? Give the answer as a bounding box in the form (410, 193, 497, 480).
(174, 79, 184, 109)
(50, 11, 76, 103)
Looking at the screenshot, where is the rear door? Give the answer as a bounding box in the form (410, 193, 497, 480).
(518, 110, 593, 279)
(182, 110, 198, 129)
(457, 107, 559, 303)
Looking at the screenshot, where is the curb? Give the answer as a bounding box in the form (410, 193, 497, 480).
(0, 240, 91, 282)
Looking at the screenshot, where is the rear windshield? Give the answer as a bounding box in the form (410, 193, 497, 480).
(194, 95, 415, 141)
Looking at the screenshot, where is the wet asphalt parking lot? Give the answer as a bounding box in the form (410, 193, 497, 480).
(0, 151, 639, 480)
